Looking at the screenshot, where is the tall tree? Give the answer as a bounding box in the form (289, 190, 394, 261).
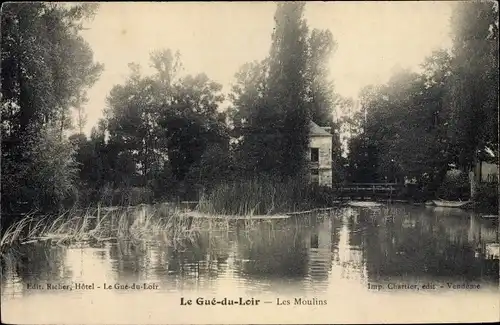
(305, 28, 337, 127)
(348, 51, 454, 197)
(105, 64, 160, 187)
(162, 73, 226, 185)
(103, 50, 227, 199)
(228, 59, 269, 142)
(229, 59, 282, 175)
(231, 2, 312, 180)
(74, 93, 88, 135)
(1, 3, 103, 213)
(230, 3, 349, 183)
(267, 2, 310, 179)
(448, 0, 499, 169)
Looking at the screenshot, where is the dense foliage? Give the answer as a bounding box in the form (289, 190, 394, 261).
(2, 2, 497, 218)
(230, 2, 346, 182)
(1, 3, 103, 214)
(346, 1, 498, 203)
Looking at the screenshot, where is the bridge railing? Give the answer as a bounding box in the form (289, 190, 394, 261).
(337, 182, 401, 187)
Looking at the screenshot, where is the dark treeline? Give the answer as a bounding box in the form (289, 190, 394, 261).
(2, 2, 345, 216)
(1, 2, 498, 217)
(344, 1, 498, 206)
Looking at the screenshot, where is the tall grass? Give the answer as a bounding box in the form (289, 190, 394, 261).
(197, 178, 338, 215)
(0, 204, 205, 254)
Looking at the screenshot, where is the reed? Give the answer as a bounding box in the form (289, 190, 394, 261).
(1, 180, 336, 252)
(1, 212, 37, 249)
(0, 204, 206, 253)
(197, 178, 336, 216)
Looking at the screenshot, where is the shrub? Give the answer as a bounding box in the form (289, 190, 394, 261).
(96, 185, 154, 207)
(2, 125, 80, 214)
(473, 183, 498, 213)
(436, 170, 470, 200)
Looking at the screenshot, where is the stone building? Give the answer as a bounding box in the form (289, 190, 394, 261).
(309, 121, 333, 187)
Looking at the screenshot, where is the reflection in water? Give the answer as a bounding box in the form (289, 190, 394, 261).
(359, 206, 499, 284)
(1, 205, 499, 322)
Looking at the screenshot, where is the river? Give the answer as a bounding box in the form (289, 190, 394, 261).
(1, 204, 499, 324)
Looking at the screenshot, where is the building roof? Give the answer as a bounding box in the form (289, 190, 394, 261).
(310, 121, 332, 137)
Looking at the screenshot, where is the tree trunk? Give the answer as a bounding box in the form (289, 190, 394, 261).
(469, 155, 479, 200)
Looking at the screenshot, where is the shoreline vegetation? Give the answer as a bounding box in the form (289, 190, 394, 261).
(0, 179, 338, 254)
(0, 204, 200, 255)
(2, 179, 497, 256)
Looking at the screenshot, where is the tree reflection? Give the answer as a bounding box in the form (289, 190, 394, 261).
(359, 206, 499, 282)
(1, 242, 70, 294)
(236, 220, 309, 279)
(2, 206, 497, 297)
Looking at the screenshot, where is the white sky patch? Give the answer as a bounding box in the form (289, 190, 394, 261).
(79, 2, 453, 135)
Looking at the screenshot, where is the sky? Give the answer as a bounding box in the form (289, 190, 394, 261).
(79, 1, 453, 136)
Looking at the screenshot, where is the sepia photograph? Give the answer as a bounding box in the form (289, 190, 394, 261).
(1, 1, 499, 324)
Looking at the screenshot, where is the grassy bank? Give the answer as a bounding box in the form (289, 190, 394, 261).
(197, 178, 338, 216)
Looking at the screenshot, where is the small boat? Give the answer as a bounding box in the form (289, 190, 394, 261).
(347, 201, 383, 208)
(432, 199, 471, 208)
(481, 214, 499, 220)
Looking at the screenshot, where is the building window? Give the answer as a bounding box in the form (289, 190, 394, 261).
(311, 148, 319, 162)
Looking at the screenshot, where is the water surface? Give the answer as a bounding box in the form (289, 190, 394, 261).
(2, 205, 499, 324)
